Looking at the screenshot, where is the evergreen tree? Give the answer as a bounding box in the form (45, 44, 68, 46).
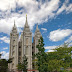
(35, 36, 48, 72)
(17, 55, 28, 72)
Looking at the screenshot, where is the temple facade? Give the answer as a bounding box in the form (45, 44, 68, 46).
(9, 15, 41, 72)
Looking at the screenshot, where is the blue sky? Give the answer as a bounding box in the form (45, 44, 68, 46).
(0, 0, 72, 59)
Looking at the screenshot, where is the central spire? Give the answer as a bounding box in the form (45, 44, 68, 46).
(23, 15, 30, 32)
(26, 14, 27, 19)
(14, 20, 16, 27)
(25, 14, 29, 27)
(26, 14, 27, 23)
(36, 24, 39, 31)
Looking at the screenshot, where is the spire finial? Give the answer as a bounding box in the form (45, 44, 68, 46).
(26, 14, 27, 17)
(26, 14, 27, 21)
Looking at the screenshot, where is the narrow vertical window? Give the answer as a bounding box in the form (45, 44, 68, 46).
(13, 40, 15, 45)
(26, 38, 28, 45)
(19, 51, 21, 56)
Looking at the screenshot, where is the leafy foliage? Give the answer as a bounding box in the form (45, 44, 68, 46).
(35, 36, 48, 72)
(17, 55, 28, 72)
(35, 37, 72, 72)
(0, 58, 12, 72)
(47, 44, 72, 72)
(48, 59, 64, 72)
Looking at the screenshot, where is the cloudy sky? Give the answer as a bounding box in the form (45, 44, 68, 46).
(0, 0, 72, 59)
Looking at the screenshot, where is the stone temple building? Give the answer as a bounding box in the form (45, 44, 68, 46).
(9, 15, 41, 72)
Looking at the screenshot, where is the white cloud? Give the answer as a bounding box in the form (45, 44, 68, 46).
(65, 36, 72, 47)
(3, 47, 8, 50)
(45, 46, 57, 49)
(69, 42, 72, 46)
(41, 28, 47, 31)
(41, 28, 47, 34)
(47, 50, 55, 52)
(66, 4, 72, 13)
(0, 0, 16, 11)
(0, 0, 71, 35)
(18, 27, 23, 33)
(65, 36, 72, 43)
(0, 0, 60, 34)
(45, 46, 58, 52)
(0, 36, 10, 43)
(49, 29, 72, 41)
(0, 51, 9, 59)
(57, 0, 72, 14)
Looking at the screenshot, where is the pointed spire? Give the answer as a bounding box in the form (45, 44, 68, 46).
(25, 14, 29, 27)
(35, 24, 41, 36)
(23, 15, 30, 32)
(14, 20, 16, 27)
(36, 24, 39, 30)
(11, 20, 18, 33)
(36, 24, 39, 31)
(26, 14, 27, 21)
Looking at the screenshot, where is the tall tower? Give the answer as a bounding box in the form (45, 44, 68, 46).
(22, 15, 32, 70)
(9, 21, 19, 71)
(33, 24, 41, 55)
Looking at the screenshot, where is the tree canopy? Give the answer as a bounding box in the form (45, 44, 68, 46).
(0, 58, 12, 72)
(17, 55, 28, 72)
(35, 36, 48, 72)
(35, 37, 72, 72)
(47, 44, 72, 72)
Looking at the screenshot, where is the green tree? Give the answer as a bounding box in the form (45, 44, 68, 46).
(35, 36, 48, 72)
(47, 43, 72, 72)
(48, 59, 64, 72)
(55, 46, 72, 68)
(17, 55, 28, 72)
(0, 58, 12, 72)
(35, 37, 72, 72)
(0, 53, 1, 58)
